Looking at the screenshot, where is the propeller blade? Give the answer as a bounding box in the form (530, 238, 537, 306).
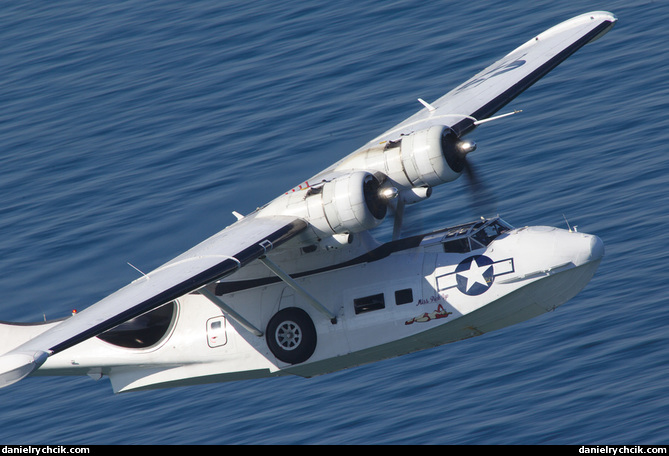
(462, 158, 497, 217)
(392, 198, 405, 241)
(442, 129, 497, 218)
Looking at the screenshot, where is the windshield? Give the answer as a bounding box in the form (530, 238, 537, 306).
(470, 219, 512, 247)
(441, 218, 512, 253)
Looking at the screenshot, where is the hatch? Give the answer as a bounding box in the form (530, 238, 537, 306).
(206, 316, 228, 348)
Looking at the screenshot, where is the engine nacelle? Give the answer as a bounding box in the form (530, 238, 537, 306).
(320, 171, 387, 234)
(337, 125, 468, 189)
(266, 171, 387, 241)
(398, 125, 462, 187)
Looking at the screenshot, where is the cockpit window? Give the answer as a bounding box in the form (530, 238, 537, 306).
(470, 220, 511, 247)
(440, 218, 512, 253)
(442, 237, 471, 253)
(97, 301, 177, 349)
(442, 221, 479, 239)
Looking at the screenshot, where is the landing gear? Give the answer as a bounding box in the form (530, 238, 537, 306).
(266, 308, 317, 364)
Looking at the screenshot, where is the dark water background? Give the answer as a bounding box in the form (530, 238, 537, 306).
(1, 0, 668, 445)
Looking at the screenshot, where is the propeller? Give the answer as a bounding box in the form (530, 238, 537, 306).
(441, 130, 498, 218)
(375, 126, 499, 241)
(377, 186, 405, 240)
(378, 185, 432, 241)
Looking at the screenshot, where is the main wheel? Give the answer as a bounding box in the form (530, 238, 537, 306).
(266, 307, 317, 364)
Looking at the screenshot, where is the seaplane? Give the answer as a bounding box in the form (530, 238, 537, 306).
(0, 12, 615, 393)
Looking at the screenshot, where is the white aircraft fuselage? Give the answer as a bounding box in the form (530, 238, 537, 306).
(13, 217, 602, 392)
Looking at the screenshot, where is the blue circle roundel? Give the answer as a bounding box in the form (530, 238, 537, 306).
(455, 255, 494, 296)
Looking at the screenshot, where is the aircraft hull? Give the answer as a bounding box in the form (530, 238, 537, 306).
(22, 221, 602, 393)
(286, 256, 601, 379)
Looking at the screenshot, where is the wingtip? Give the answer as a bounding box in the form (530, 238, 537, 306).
(0, 351, 49, 388)
(586, 11, 618, 43)
(545, 11, 617, 46)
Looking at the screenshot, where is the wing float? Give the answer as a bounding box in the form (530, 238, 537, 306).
(0, 12, 616, 388)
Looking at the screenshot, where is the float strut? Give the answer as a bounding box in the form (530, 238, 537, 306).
(260, 256, 337, 324)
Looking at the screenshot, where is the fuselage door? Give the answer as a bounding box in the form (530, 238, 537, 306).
(206, 316, 227, 348)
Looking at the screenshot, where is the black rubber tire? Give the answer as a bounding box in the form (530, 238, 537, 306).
(266, 307, 317, 364)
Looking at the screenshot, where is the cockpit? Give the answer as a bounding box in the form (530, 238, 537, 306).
(438, 217, 513, 254)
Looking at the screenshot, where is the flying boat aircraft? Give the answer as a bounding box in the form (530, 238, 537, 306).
(0, 12, 615, 393)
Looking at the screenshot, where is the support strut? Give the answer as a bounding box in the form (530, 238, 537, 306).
(199, 287, 264, 337)
(259, 256, 337, 324)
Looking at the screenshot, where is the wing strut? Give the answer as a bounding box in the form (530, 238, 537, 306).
(199, 288, 264, 337)
(259, 256, 338, 324)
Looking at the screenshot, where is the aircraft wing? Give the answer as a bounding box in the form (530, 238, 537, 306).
(357, 11, 617, 150)
(0, 213, 307, 387)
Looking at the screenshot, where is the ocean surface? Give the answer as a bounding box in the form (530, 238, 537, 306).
(1, 0, 667, 445)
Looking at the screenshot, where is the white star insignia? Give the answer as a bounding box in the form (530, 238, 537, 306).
(458, 259, 492, 292)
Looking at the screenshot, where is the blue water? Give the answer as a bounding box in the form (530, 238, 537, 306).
(1, 0, 668, 445)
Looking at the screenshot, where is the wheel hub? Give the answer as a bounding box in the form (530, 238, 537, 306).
(275, 321, 301, 351)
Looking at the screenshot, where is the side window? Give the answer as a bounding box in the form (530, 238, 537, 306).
(354, 293, 385, 314)
(442, 238, 471, 253)
(97, 301, 176, 349)
(395, 288, 413, 305)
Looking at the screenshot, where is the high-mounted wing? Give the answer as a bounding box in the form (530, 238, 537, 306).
(0, 214, 306, 387)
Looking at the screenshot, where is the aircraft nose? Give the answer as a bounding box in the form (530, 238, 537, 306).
(511, 226, 604, 269)
(567, 232, 604, 266)
(588, 234, 605, 262)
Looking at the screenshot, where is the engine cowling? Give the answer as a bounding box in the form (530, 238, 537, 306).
(398, 125, 461, 187)
(267, 171, 387, 241)
(320, 171, 387, 235)
(337, 125, 473, 189)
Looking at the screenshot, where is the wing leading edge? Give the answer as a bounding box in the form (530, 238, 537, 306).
(0, 214, 307, 388)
